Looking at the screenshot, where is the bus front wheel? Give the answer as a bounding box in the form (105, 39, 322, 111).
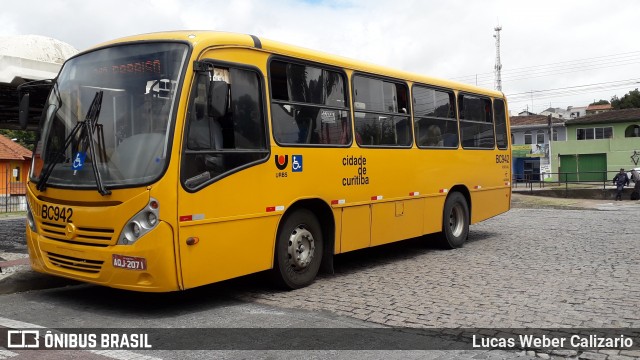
(441, 192, 469, 249)
(273, 209, 323, 289)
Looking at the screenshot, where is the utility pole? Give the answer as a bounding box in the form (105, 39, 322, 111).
(493, 25, 503, 91)
(547, 114, 553, 154)
(547, 114, 553, 181)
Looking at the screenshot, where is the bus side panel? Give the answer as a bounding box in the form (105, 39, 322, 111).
(178, 217, 278, 289)
(340, 205, 371, 253)
(423, 195, 446, 235)
(470, 188, 510, 224)
(332, 208, 343, 254)
(370, 199, 423, 246)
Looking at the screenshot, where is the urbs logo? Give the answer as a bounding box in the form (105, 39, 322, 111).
(275, 155, 288, 170)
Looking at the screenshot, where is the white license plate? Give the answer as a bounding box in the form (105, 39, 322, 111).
(112, 254, 147, 270)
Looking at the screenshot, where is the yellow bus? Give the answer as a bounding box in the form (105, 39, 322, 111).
(23, 31, 511, 292)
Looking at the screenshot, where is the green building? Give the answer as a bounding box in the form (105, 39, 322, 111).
(550, 108, 640, 182)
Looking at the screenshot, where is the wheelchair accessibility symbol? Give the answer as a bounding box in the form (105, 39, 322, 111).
(292, 155, 303, 172)
(72, 152, 86, 171)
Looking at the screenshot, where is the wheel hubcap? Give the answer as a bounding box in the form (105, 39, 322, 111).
(288, 225, 315, 270)
(449, 204, 464, 237)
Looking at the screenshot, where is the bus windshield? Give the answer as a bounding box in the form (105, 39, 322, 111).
(30, 42, 189, 190)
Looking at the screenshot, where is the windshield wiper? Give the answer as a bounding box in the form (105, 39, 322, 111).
(37, 91, 111, 196)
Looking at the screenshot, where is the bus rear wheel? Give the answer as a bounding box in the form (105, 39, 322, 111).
(272, 209, 323, 289)
(441, 192, 469, 249)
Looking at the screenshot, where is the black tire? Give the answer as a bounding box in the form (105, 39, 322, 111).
(440, 192, 469, 249)
(272, 209, 323, 289)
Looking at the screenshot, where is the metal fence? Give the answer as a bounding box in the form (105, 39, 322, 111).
(0, 181, 27, 213)
(512, 170, 639, 196)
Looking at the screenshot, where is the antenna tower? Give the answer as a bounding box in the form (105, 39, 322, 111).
(493, 25, 502, 91)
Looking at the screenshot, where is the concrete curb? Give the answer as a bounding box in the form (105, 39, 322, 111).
(0, 255, 78, 295)
(0, 267, 79, 295)
(0, 257, 29, 268)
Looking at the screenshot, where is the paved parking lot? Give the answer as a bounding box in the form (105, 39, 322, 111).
(239, 207, 640, 332)
(2, 202, 640, 358)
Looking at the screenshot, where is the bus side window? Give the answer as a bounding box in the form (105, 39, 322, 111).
(182, 65, 268, 190)
(459, 94, 495, 149)
(494, 98, 508, 149)
(184, 75, 224, 178)
(413, 85, 457, 148)
(270, 60, 351, 146)
(353, 76, 411, 147)
(186, 82, 213, 150)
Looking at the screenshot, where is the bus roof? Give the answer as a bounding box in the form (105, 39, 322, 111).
(89, 30, 504, 99)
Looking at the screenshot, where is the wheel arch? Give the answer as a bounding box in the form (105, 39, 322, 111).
(279, 198, 335, 274)
(449, 184, 471, 220)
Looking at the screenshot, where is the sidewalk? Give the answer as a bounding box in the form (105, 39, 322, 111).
(511, 182, 636, 200)
(0, 250, 26, 285)
(511, 184, 640, 210)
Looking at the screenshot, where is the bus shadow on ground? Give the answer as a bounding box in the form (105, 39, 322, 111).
(466, 230, 496, 244)
(27, 230, 499, 319)
(27, 273, 268, 319)
(329, 230, 497, 277)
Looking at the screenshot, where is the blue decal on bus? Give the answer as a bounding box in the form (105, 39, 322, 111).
(292, 155, 303, 172)
(72, 152, 86, 171)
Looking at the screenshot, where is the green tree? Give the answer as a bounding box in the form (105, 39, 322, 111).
(611, 88, 640, 109)
(589, 99, 610, 106)
(0, 130, 36, 150)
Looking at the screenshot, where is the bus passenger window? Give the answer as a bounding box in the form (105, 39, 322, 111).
(413, 85, 458, 148)
(270, 60, 351, 146)
(458, 94, 495, 149)
(494, 99, 508, 149)
(353, 76, 411, 147)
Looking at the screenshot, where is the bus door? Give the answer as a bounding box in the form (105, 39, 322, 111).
(176, 55, 273, 289)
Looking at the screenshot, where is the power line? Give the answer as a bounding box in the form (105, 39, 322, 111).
(461, 50, 640, 78)
(458, 54, 640, 83)
(506, 79, 640, 113)
(452, 50, 640, 81)
(508, 85, 636, 104)
(471, 59, 640, 87)
(506, 78, 640, 97)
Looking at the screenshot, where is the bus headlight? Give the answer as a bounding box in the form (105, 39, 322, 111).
(118, 198, 160, 245)
(26, 201, 36, 232)
(131, 222, 141, 238)
(147, 212, 158, 227)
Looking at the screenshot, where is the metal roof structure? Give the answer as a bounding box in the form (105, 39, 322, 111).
(0, 35, 77, 130)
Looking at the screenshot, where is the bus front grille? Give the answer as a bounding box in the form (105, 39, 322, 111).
(40, 222, 115, 247)
(46, 252, 104, 274)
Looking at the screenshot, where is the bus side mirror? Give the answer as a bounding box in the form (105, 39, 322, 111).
(19, 93, 30, 130)
(209, 81, 228, 117)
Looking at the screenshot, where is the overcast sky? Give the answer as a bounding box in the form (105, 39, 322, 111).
(2, 0, 639, 114)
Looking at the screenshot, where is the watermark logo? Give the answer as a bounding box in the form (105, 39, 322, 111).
(7, 330, 40, 348)
(4, 329, 152, 349)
